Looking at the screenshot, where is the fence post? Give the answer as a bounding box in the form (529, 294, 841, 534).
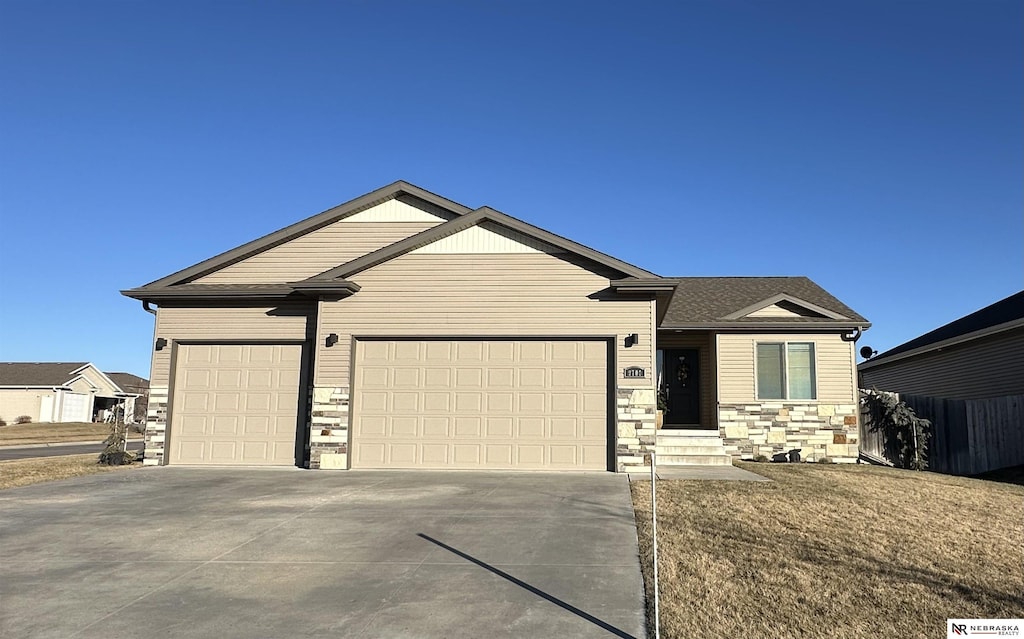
(651, 451, 660, 639)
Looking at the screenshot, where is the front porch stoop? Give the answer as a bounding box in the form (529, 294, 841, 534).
(654, 429, 733, 466)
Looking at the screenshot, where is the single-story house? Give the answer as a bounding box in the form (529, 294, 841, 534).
(0, 363, 145, 424)
(859, 290, 1024, 400)
(106, 372, 151, 423)
(858, 291, 1023, 475)
(123, 181, 869, 471)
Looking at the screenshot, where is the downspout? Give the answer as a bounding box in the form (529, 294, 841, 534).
(142, 301, 157, 315)
(840, 327, 862, 342)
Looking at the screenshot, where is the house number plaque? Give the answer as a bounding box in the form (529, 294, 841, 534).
(623, 366, 646, 379)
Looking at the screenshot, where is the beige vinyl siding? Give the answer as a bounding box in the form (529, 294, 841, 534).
(196, 221, 439, 284)
(150, 303, 313, 387)
(747, 304, 806, 318)
(0, 389, 50, 422)
(70, 366, 121, 396)
(410, 222, 559, 254)
(860, 327, 1024, 400)
(718, 332, 856, 404)
(68, 378, 96, 394)
(657, 332, 717, 427)
(316, 253, 653, 387)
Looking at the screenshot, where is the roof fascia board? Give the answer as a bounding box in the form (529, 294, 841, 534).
(121, 286, 297, 301)
(69, 364, 123, 393)
(859, 317, 1024, 371)
(611, 278, 680, 292)
(659, 321, 871, 330)
(134, 181, 473, 290)
(308, 207, 658, 281)
(721, 293, 849, 321)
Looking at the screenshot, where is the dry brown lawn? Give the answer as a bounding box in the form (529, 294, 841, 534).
(0, 453, 141, 490)
(631, 462, 1024, 639)
(0, 421, 142, 445)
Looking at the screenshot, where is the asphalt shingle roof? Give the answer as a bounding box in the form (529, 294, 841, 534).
(869, 290, 1024, 362)
(661, 277, 868, 326)
(0, 362, 89, 386)
(106, 372, 149, 392)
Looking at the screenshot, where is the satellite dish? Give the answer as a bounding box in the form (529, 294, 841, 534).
(860, 346, 877, 359)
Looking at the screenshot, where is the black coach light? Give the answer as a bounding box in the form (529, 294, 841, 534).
(325, 333, 339, 347)
(626, 333, 639, 347)
(154, 338, 167, 351)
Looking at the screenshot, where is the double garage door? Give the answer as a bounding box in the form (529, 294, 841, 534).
(351, 339, 610, 470)
(169, 339, 610, 470)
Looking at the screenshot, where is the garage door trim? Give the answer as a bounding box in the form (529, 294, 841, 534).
(167, 339, 312, 467)
(350, 335, 616, 471)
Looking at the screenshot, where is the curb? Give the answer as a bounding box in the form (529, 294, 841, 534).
(0, 439, 144, 451)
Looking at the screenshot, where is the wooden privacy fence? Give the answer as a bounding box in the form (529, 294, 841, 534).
(859, 392, 1024, 476)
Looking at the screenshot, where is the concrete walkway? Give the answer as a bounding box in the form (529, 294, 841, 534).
(0, 468, 647, 639)
(628, 464, 771, 482)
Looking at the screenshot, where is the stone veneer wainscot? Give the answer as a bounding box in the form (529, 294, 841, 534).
(719, 402, 860, 462)
(615, 387, 657, 472)
(142, 386, 169, 466)
(309, 386, 349, 469)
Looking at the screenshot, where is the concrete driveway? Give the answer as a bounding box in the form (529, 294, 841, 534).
(0, 468, 647, 639)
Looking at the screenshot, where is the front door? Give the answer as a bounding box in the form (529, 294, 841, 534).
(661, 349, 700, 426)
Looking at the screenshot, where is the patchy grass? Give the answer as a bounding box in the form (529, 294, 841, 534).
(0, 454, 141, 490)
(0, 422, 142, 445)
(631, 462, 1024, 639)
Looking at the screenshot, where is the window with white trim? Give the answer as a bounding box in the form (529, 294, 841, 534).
(756, 342, 816, 400)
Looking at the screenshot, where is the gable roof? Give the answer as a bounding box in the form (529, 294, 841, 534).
(134, 181, 473, 290)
(860, 290, 1024, 369)
(0, 362, 89, 386)
(106, 372, 150, 393)
(657, 277, 869, 329)
(302, 205, 658, 281)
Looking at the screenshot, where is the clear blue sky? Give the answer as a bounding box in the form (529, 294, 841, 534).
(1, 1, 1021, 377)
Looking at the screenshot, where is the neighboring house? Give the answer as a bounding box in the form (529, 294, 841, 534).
(106, 372, 151, 423)
(0, 363, 145, 424)
(858, 291, 1024, 475)
(859, 291, 1024, 399)
(122, 181, 869, 471)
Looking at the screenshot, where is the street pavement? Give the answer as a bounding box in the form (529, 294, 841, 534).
(0, 440, 145, 461)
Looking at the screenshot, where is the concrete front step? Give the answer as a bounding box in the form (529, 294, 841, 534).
(658, 429, 721, 437)
(656, 437, 724, 447)
(654, 454, 734, 466)
(655, 445, 728, 455)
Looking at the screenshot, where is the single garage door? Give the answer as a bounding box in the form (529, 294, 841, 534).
(170, 344, 303, 465)
(60, 393, 90, 422)
(352, 339, 609, 470)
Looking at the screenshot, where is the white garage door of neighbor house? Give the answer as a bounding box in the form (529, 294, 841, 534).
(170, 344, 302, 466)
(352, 339, 609, 470)
(60, 393, 90, 422)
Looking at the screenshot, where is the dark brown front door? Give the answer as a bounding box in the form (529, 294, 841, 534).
(662, 349, 700, 426)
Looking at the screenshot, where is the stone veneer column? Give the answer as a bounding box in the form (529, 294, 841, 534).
(718, 402, 860, 462)
(615, 387, 657, 472)
(142, 386, 169, 466)
(308, 386, 349, 469)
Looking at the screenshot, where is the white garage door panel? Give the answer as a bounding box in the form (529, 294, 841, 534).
(171, 344, 302, 465)
(60, 393, 90, 422)
(352, 340, 608, 470)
